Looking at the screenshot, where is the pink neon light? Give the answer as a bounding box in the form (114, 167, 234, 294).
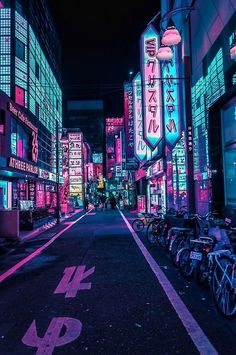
(141, 25, 162, 149)
(0, 210, 93, 283)
(15, 86, 25, 107)
(0, 2, 4, 9)
(115, 136, 121, 164)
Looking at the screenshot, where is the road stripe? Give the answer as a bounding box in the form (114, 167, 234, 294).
(0, 209, 93, 284)
(119, 209, 218, 355)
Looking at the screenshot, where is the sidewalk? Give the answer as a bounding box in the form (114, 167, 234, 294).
(0, 208, 83, 254)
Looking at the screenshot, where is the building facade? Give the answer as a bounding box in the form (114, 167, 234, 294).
(65, 100, 104, 154)
(0, 1, 62, 217)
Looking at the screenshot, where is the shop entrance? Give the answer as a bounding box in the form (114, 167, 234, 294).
(147, 176, 166, 214)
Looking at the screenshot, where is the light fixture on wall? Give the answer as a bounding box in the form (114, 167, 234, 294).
(156, 44, 173, 61)
(161, 25, 181, 46)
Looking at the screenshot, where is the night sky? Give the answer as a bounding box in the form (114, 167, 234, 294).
(47, 1, 160, 117)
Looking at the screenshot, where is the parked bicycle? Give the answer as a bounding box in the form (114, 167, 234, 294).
(132, 212, 157, 232)
(208, 227, 236, 318)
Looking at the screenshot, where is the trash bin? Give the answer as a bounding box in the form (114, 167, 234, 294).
(0, 209, 20, 240)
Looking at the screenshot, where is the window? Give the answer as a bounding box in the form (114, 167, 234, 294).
(15, 38, 25, 61)
(35, 61, 40, 80)
(35, 102, 39, 118)
(15, 85, 25, 106)
(221, 100, 236, 207)
(11, 117, 31, 160)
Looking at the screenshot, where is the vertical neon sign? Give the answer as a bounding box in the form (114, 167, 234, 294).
(115, 135, 121, 164)
(162, 46, 181, 147)
(141, 24, 162, 149)
(124, 82, 134, 157)
(133, 73, 146, 162)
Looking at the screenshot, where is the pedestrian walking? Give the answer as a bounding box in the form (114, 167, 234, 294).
(84, 197, 89, 211)
(110, 195, 116, 210)
(100, 194, 107, 211)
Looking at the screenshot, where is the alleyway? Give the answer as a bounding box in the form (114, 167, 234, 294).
(0, 209, 235, 354)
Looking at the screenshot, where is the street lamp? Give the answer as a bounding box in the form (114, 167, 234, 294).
(157, 6, 195, 61)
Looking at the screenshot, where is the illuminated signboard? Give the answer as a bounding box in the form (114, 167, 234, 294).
(133, 73, 146, 162)
(124, 82, 134, 157)
(8, 157, 38, 175)
(141, 24, 162, 149)
(92, 153, 103, 164)
(162, 46, 181, 147)
(68, 132, 83, 199)
(115, 135, 122, 164)
(8, 101, 39, 163)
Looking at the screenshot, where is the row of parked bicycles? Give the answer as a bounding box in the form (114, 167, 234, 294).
(132, 207, 236, 319)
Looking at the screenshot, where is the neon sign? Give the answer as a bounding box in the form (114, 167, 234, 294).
(162, 46, 181, 147)
(8, 157, 38, 175)
(141, 24, 162, 149)
(68, 132, 83, 199)
(124, 82, 134, 157)
(133, 73, 146, 162)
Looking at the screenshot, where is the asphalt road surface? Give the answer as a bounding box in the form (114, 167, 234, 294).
(0, 208, 235, 354)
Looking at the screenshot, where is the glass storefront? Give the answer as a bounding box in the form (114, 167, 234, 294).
(0, 180, 12, 209)
(221, 99, 236, 207)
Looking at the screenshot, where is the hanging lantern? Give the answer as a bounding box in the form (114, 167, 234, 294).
(161, 25, 181, 46)
(230, 42, 236, 61)
(156, 45, 173, 61)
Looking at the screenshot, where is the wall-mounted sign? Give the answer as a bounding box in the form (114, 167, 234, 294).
(124, 82, 134, 158)
(146, 158, 164, 178)
(137, 195, 146, 213)
(162, 46, 181, 148)
(92, 153, 103, 164)
(141, 25, 162, 149)
(68, 132, 83, 199)
(115, 165, 122, 177)
(8, 157, 38, 175)
(187, 125, 193, 153)
(38, 168, 49, 180)
(8, 102, 38, 133)
(115, 135, 122, 164)
(133, 73, 147, 162)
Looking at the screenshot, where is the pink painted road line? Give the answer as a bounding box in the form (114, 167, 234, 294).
(0, 209, 94, 284)
(119, 210, 218, 355)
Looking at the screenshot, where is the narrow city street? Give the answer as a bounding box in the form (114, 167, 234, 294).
(0, 208, 235, 354)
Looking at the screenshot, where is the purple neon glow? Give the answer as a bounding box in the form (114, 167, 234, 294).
(140, 25, 162, 149)
(133, 73, 146, 162)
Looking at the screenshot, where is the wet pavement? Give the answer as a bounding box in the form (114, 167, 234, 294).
(0, 208, 235, 354)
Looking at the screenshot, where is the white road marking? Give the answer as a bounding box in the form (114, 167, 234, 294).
(119, 209, 218, 355)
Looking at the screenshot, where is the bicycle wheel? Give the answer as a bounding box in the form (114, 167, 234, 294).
(132, 219, 144, 232)
(179, 248, 194, 278)
(196, 255, 209, 286)
(212, 257, 236, 318)
(157, 221, 168, 249)
(170, 235, 182, 267)
(146, 221, 159, 244)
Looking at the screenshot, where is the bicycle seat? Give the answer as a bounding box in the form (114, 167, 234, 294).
(170, 227, 192, 232)
(190, 238, 213, 245)
(143, 213, 153, 218)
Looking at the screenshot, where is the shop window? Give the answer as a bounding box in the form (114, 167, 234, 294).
(11, 117, 31, 160)
(15, 38, 25, 61)
(15, 85, 25, 107)
(35, 102, 39, 118)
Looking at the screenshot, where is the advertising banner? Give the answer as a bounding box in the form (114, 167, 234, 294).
(140, 25, 162, 149)
(133, 73, 146, 162)
(124, 82, 134, 158)
(162, 46, 181, 147)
